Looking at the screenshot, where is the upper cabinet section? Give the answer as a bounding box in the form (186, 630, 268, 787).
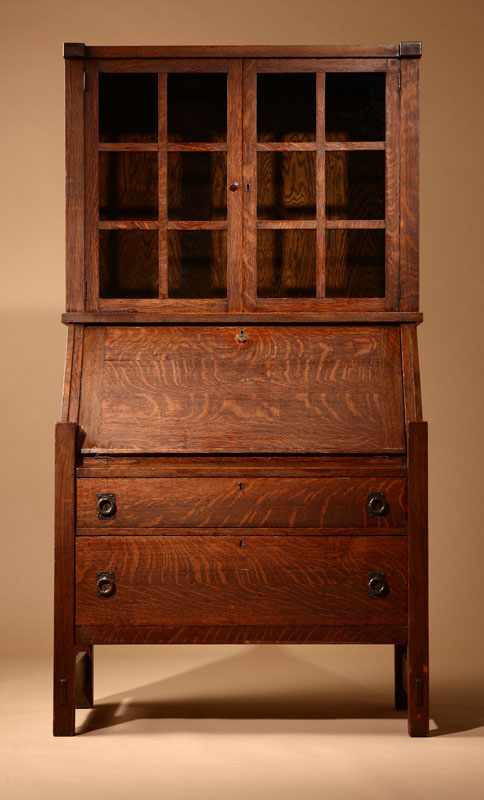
(64, 46, 421, 317)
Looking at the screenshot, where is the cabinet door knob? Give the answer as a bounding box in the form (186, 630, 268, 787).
(368, 571, 388, 598)
(96, 571, 116, 598)
(96, 493, 117, 520)
(229, 181, 240, 192)
(367, 491, 389, 517)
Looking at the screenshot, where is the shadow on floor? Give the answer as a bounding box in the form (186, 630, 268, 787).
(76, 645, 484, 737)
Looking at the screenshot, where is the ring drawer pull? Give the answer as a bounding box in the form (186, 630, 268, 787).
(367, 491, 389, 517)
(368, 571, 388, 598)
(96, 571, 116, 598)
(96, 493, 117, 520)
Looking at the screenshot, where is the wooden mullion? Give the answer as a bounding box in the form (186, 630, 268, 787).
(385, 63, 401, 309)
(326, 220, 386, 229)
(167, 221, 227, 231)
(99, 221, 159, 230)
(242, 60, 257, 310)
(167, 142, 228, 152)
(257, 220, 317, 230)
(316, 72, 325, 298)
(326, 141, 385, 151)
(98, 142, 158, 152)
(84, 62, 99, 311)
(256, 142, 317, 152)
(227, 60, 243, 312)
(158, 72, 168, 299)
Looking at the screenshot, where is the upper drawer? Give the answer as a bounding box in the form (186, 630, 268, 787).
(77, 476, 406, 530)
(78, 326, 405, 454)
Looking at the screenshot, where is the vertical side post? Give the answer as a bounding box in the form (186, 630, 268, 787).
(65, 55, 85, 311)
(394, 643, 408, 710)
(407, 420, 429, 736)
(399, 57, 420, 311)
(53, 422, 77, 735)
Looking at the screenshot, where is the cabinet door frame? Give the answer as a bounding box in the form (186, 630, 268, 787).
(242, 58, 400, 312)
(84, 58, 243, 312)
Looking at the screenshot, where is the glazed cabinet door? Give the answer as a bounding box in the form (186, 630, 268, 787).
(242, 58, 400, 311)
(85, 59, 243, 312)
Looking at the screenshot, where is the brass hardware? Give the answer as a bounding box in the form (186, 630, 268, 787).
(368, 571, 388, 598)
(236, 329, 248, 344)
(229, 181, 240, 192)
(96, 492, 116, 520)
(96, 571, 116, 598)
(367, 491, 389, 517)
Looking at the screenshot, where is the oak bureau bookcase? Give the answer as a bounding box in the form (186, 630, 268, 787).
(55, 42, 427, 736)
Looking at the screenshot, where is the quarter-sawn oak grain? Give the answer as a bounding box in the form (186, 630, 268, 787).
(76, 535, 408, 626)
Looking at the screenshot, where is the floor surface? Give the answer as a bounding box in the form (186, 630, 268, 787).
(2, 645, 484, 800)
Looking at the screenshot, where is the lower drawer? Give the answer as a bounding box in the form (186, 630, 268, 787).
(76, 536, 407, 627)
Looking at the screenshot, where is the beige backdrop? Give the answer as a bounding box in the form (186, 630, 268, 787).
(1, 0, 484, 796)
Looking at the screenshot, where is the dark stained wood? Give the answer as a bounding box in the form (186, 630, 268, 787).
(76, 454, 406, 478)
(74, 649, 94, 709)
(77, 624, 408, 646)
(325, 142, 385, 151)
(325, 220, 385, 229)
(242, 59, 257, 310)
(399, 42, 422, 58)
(65, 58, 85, 311)
(63, 325, 84, 423)
(401, 324, 423, 428)
(81, 45, 404, 60)
(76, 535, 408, 626)
(316, 72, 325, 298)
(407, 421, 429, 736)
(63, 311, 423, 324)
(99, 142, 159, 151)
(60, 45, 426, 737)
(78, 526, 406, 537)
(399, 59, 419, 311)
(394, 643, 408, 710)
(77, 476, 407, 529)
(385, 64, 400, 309)
(227, 60, 244, 312)
(53, 423, 77, 736)
(64, 42, 86, 59)
(77, 326, 405, 454)
(84, 62, 99, 311)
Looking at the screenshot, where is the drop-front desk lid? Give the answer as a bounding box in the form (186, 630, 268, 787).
(78, 326, 405, 454)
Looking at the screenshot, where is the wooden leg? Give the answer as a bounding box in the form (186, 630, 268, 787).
(53, 422, 77, 736)
(394, 643, 408, 711)
(75, 647, 94, 709)
(407, 421, 429, 736)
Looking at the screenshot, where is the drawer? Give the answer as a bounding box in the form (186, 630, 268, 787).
(76, 535, 408, 626)
(76, 477, 407, 530)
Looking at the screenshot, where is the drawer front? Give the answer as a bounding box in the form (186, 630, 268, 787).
(77, 477, 407, 530)
(76, 535, 408, 626)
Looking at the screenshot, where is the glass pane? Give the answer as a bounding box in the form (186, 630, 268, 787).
(257, 74, 316, 142)
(325, 73, 385, 142)
(99, 152, 158, 220)
(168, 74, 227, 142)
(168, 153, 227, 220)
(257, 152, 316, 220)
(325, 229, 385, 297)
(257, 230, 316, 297)
(326, 151, 385, 220)
(99, 74, 158, 142)
(168, 231, 227, 298)
(99, 230, 158, 298)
